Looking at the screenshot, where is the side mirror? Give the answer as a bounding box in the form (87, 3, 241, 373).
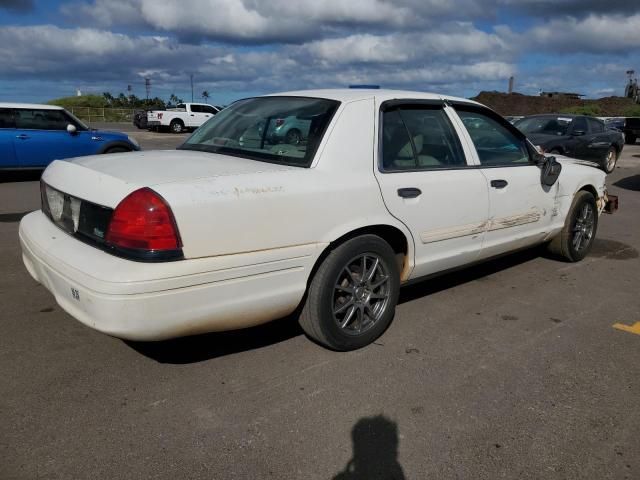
(572, 129, 585, 137)
(541, 156, 562, 187)
(67, 124, 77, 134)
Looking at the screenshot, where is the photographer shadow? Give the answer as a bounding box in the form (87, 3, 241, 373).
(333, 415, 405, 480)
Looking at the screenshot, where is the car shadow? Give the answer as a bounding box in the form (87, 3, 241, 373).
(124, 315, 304, 364)
(0, 170, 42, 184)
(128, 247, 546, 364)
(399, 246, 543, 305)
(0, 211, 33, 223)
(333, 415, 406, 480)
(613, 174, 640, 192)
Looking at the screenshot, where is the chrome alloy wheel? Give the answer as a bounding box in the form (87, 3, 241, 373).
(572, 203, 595, 252)
(605, 149, 616, 172)
(332, 253, 391, 336)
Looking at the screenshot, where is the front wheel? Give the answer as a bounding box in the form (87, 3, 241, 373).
(299, 235, 400, 351)
(547, 191, 598, 262)
(603, 147, 618, 174)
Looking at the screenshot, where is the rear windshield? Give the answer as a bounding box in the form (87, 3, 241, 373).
(515, 116, 573, 136)
(179, 96, 340, 167)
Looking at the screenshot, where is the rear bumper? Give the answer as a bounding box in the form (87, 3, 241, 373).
(146, 120, 161, 127)
(19, 211, 320, 341)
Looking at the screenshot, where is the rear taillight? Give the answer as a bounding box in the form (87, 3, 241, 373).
(106, 188, 182, 252)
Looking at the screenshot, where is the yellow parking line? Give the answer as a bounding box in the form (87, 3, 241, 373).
(613, 322, 640, 336)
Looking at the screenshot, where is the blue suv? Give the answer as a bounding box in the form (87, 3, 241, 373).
(0, 103, 140, 169)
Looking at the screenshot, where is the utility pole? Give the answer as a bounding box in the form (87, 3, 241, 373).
(190, 74, 194, 102)
(145, 77, 151, 101)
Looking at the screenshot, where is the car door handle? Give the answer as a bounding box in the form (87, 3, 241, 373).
(15, 134, 30, 140)
(190, 114, 195, 116)
(490, 179, 508, 189)
(397, 187, 422, 198)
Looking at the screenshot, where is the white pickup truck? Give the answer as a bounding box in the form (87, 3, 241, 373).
(147, 103, 220, 133)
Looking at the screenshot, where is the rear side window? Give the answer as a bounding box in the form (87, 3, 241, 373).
(15, 109, 70, 131)
(457, 109, 530, 166)
(190, 105, 203, 113)
(381, 106, 465, 171)
(202, 105, 218, 114)
(0, 108, 14, 128)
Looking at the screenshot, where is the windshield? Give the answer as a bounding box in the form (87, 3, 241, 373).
(515, 116, 573, 136)
(179, 96, 340, 167)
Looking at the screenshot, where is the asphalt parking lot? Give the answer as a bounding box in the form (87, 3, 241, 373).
(1, 134, 639, 479)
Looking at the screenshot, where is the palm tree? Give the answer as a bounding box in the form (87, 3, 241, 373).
(169, 93, 179, 106)
(202, 90, 210, 102)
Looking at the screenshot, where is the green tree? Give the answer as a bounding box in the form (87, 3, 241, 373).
(202, 90, 210, 102)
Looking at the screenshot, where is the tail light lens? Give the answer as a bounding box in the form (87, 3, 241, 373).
(106, 188, 182, 252)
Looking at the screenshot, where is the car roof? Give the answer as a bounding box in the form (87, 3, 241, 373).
(0, 102, 64, 110)
(267, 88, 481, 106)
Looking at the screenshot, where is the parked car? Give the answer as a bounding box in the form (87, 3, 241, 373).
(20, 90, 615, 351)
(504, 115, 524, 124)
(147, 103, 220, 133)
(0, 103, 139, 170)
(133, 106, 164, 129)
(514, 114, 624, 173)
(620, 117, 640, 145)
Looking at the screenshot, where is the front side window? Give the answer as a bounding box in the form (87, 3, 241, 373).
(587, 118, 604, 133)
(202, 106, 218, 114)
(457, 109, 530, 166)
(571, 117, 588, 134)
(179, 96, 340, 167)
(381, 106, 465, 171)
(190, 105, 203, 113)
(14, 109, 71, 131)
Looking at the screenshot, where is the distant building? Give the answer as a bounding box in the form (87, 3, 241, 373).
(540, 91, 584, 100)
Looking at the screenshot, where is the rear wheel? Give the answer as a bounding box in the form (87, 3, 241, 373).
(170, 120, 184, 134)
(603, 147, 618, 173)
(547, 191, 598, 262)
(299, 235, 400, 351)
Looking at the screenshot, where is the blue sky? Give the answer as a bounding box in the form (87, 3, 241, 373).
(0, 0, 639, 105)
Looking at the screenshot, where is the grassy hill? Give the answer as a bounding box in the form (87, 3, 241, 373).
(47, 95, 109, 109)
(471, 91, 640, 117)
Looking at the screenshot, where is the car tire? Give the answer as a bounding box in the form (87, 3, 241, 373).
(299, 235, 400, 351)
(626, 134, 636, 145)
(603, 147, 618, 174)
(547, 191, 598, 262)
(170, 120, 184, 134)
(285, 128, 302, 145)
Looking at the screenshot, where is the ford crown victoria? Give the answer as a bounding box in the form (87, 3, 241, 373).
(19, 90, 615, 350)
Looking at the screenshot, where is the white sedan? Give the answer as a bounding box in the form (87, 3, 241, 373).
(19, 89, 616, 350)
